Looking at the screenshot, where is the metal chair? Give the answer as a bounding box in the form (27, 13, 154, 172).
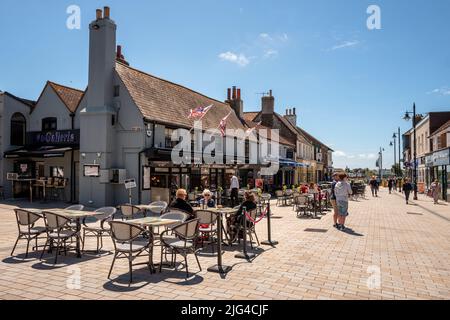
(159, 219, 201, 278)
(82, 207, 117, 253)
(275, 190, 286, 206)
(195, 210, 218, 253)
(40, 211, 80, 264)
(108, 221, 154, 283)
(238, 209, 260, 249)
(118, 204, 142, 220)
(65, 204, 84, 211)
(293, 195, 309, 217)
(11, 209, 47, 258)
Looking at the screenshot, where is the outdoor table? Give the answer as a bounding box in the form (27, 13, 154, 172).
(200, 207, 238, 275)
(34, 208, 104, 258)
(127, 217, 180, 228)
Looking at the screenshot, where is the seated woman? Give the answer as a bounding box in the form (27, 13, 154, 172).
(200, 189, 216, 208)
(300, 184, 309, 194)
(227, 191, 257, 241)
(170, 188, 194, 219)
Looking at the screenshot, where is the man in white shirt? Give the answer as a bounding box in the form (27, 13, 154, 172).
(334, 173, 353, 231)
(230, 175, 239, 207)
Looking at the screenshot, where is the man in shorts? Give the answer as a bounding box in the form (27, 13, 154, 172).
(334, 173, 353, 231)
(330, 173, 340, 228)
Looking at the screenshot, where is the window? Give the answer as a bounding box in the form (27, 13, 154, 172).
(42, 117, 57, 131)
(113, 85, 120, 97)
(50, 166, 64, 178)
(10, 113, 26, 146)
(165, 128, 177, 148)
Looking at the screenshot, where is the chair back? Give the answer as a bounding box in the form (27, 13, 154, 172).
(285, 189, 293, 196)
(43, 211, 71, 230)
(195, 210, 218, 225)
(172, 218, 200, 240)
(109, 221, 146, 242)
(149, 201, 168, 214)
(161, 210, 189, 223)
(65, 204, 84, 211)
(94, 207, 117, 228)
(119, 204, 141, 219)
(294, 195, 308, 205)
(275, 190, 283, 197)
(14, 209, 41, 227)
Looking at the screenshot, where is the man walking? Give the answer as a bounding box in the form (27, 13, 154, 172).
(388, 177, 394, 194)
(402, 178, 413, 204)
(230, 174, 240, 207)
(430, 179, 441, 205)
(369, 176, 379, 197)
(330, 173, 340, 228)
(334, 173, 353, 231)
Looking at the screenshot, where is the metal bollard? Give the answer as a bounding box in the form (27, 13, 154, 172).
(262, 201, 279, 246)
(235, 207, 255, 260)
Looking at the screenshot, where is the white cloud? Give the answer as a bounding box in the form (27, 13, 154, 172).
(263, 49, 278, 59)
(334, 150, 347, 157)
(330, 40, 359, 51)
(218, 52, 250, 67)
(259, 33, 273, 41)
(428, 87, 450, 96)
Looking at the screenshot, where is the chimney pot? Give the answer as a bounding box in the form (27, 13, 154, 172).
(103, 6, 110, 19)
(96, 9, 102, 20)
(237, 88, 241, 100)
(227, 88, 231, 100)
(293, 107, 296, 115)
(269, 89, 273, 97)
(117, 45, 122, 59)
(232, 86, 237, 100)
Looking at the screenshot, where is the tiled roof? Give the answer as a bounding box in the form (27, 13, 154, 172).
(115, 62, 246, 131)
(243, 112, 258, 122)
(431, 120, 450, 137)
(48, 82, 84, 113)
(244, 119, 295, 147)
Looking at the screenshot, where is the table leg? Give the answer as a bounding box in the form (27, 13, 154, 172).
(30, 181, 33, 203)
(208, 212, 232, 274)
(76, 219, 82, 258)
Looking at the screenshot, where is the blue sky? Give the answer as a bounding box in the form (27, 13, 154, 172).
(1, 0, 449, 169)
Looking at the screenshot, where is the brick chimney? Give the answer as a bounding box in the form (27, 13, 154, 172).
(285, 107, 297, 127)
(261, 90, 274, 127)
(226, 86, 244, 119)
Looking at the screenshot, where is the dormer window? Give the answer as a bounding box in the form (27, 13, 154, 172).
(42, 117, 57, 131)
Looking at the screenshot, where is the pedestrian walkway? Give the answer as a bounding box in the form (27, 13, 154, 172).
(0, 188, 449, 300)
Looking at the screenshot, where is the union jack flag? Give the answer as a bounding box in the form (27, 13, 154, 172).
(188, 104, 213, 119)
(219, 112, 232, 137)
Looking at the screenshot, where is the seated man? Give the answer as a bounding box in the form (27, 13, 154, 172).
(170, 189, 194, 219)
(226, 191, 257, 242)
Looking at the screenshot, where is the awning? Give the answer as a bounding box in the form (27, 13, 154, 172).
(279, 158, 309, 168)
(4, 146, 75, 158)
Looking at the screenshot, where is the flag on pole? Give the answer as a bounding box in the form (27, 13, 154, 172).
(219, 111, 232, 137)
(246, 121, 262, 135)
(188, 104, 214, 119)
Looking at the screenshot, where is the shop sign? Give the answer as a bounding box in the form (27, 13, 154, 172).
(125, 179, 137, 189)
(431, 148, 450, 166)
(27, 130, 80, 146)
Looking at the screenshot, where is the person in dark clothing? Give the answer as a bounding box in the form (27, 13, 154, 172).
(388, 177, 394, 194)
(227, 191, 257, 241)
(369, 176, 379, 197)
(170, 189, 194, 219)
(402, 178, 413, 204)
(330, 173, 339, 228)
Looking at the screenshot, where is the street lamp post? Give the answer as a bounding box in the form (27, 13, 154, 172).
(398, 127, 401, 191)
(403, 103, 418, 200)
(378, 147, 384, 180)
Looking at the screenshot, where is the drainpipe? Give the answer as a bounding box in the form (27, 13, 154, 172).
(70, 113, 75, 203)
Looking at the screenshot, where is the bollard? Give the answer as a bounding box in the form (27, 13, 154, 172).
(235, 207, 255, 260)
(262, 201, 279, 246)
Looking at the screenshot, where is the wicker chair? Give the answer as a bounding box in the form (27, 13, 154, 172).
(148, 201, 168, 216)
(40, 211, 80, 264)
(11, 209, 46, 258)
(118, 204, 142, 220)
(237, 209, 260, 249)
(108, 221, 154, 283)
(275, 190, 286, 206)
(195, 210, 218, 253)
(159, 219, 201, 278)
(82, 207, 117, 253)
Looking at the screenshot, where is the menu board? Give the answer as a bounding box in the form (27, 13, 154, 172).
(84, 165, 100, 177)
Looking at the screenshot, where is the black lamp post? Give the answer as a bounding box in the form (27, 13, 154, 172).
(390, 136, 397, 176)
(378, 147, 385, 180)
(403, 103, 418, 200)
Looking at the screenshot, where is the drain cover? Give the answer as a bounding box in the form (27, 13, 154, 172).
(304, 228, 328, 233)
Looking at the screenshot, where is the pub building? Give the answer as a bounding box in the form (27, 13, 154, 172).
(1, 7, 279, 207)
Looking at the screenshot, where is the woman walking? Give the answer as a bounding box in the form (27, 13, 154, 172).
(402, 178, 413, 204)
(430, 180, 441, 204)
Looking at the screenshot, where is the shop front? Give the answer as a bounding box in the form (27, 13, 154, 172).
(4, 129, 80, 202)
(426, 148, 450, 202)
